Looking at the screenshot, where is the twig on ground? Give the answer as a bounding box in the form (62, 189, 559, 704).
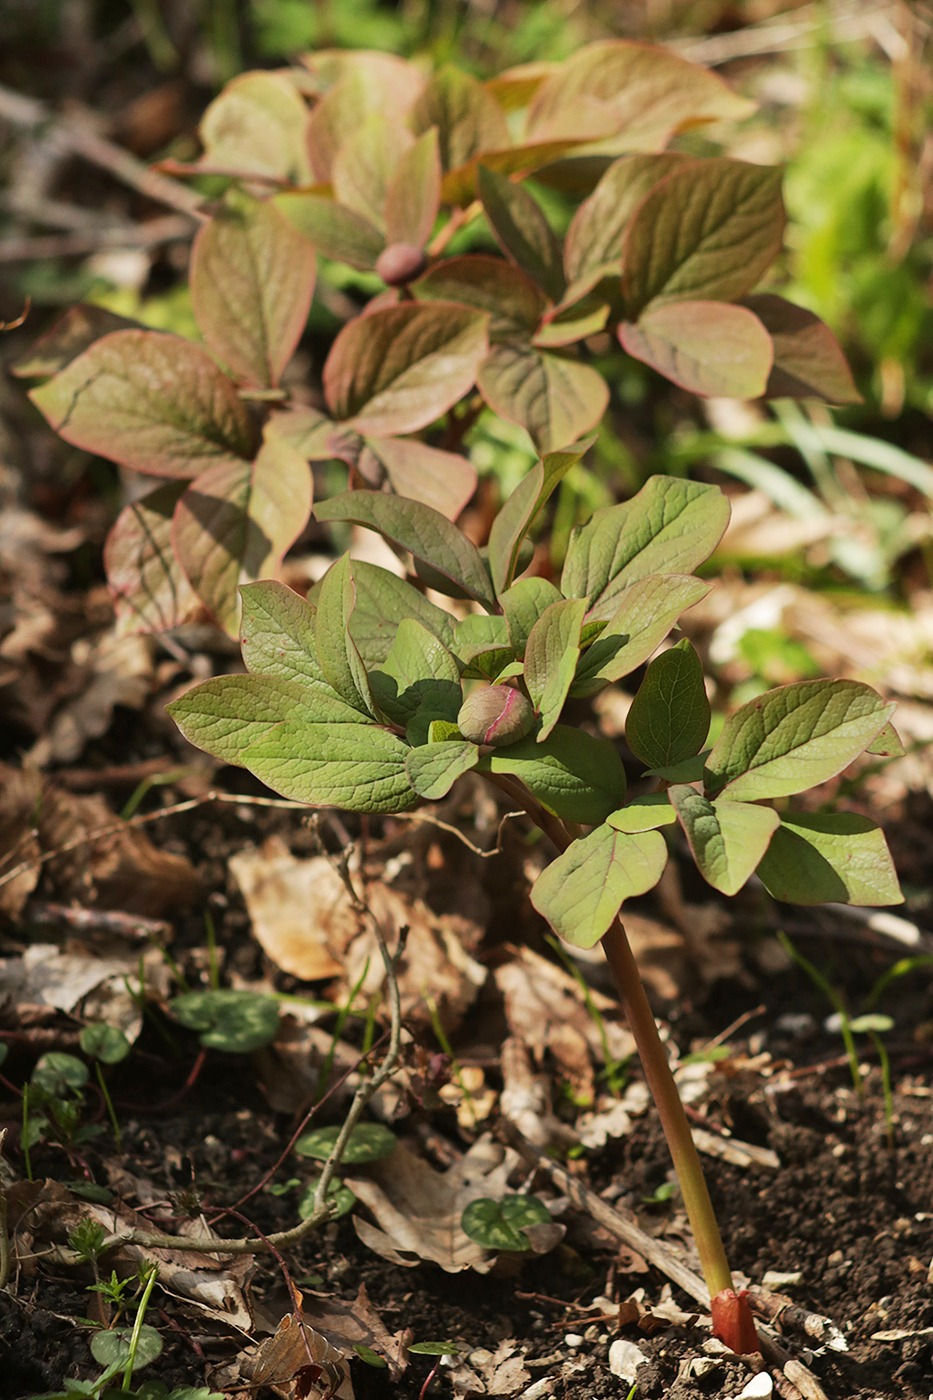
(748, 1287, 848, 1353)
(0, 216, 194, 262)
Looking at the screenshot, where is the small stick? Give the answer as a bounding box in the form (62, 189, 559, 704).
(0, 215, 193, 263)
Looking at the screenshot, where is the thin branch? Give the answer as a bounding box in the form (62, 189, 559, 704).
(0, 216, 194, 263)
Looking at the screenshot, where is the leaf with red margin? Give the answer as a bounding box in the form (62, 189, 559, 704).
(274, 192, 383, 272)
(618, 301, 773, 399)
(190, 194, 316, 389)
(477, 343, 608, 453)
(30, 330, 254, 478)
(741, 294, 862, 404)
(323, 302, 488, 436)
(172, 432, 313, 636)
(410, 65, 509, 177)
(563, 152, 686, 285)
(11, 305, 142, 379)
(413, 255, 546, 343)
(478, 164, 564, 301)
(105, 481, 198, 635)
(385, 128, 442, 250)
(199, 71, 312, 183)
(360, 436, 477, 520)
(332, 116, 413, 232)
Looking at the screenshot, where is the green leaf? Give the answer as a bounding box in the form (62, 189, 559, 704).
(305, 61, 416, 183)
(105, 482, 198, 635)
(348, 561, 457, 665)
(91, 1325, 162, 1371)
(533, 298, 610, 350)
(199, 71, 312, 183)
(500, 577, 563, 656)
(240, 721, 419, 813)
(741, 294, 862, 405)
(408, 1342, 460, 1357)
(172, 432, 313, 636)
(11, 304, 142, 379)
(167, 674, 358, 765)
(478, 343, 608, 454)
(757, 813, 903, 907)
(563, 153, 685, 285)
(361, 436, 477, 521)
(295, 1122, 397, 1163)
(531, 824, 667, 948)
(371, 617, 462, 727)
(298, 1177, 357, 1221)
(190, 193, 316, 389)
(406, 740, 480, 799)
(410, 64, 509, 180)
(570, 575, 710, 695)
(483, 725, 626, 824)
(315, 555, 379, 718)
(704, 680, 896, 801)
(33, 1053, 88, 1095)
(488, 440, 593, 594)
(170, 989, 280, 1052)
(618, 301, 773, 399)
(561, 476, 730, 613)
(266, 405, 341, 460)
(624, 639, 710, 768)
(385, 127, 442, 250)
(239, 580, 329, 688)
(30, 330, 254, 478)
(622, 158, 785, 317)
(315, 491, 496, 611)
(848, 1014, 894, 1035)
(323, 303, 488, 436)
(642, 752, 708, 783)
(414, 255, 546, 344)
(460, 1196, 553, 1252)
(274, 193, 383, 271)
(332, 115, 412, 232)
(79, 1024, 130, 1065)
(478, 165, 564, 301)
(607, 793, 677, 833)
(524, 598, 588, 741)
(668, 785, 779, 896)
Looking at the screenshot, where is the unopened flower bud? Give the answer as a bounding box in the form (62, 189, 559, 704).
(457, 685, 535, 747)
(376, 242, 426, 286)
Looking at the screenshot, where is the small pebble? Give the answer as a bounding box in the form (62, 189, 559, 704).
(563, 1334, 584, 1349)
(608, 1339, 648, 1382)
(761, 1270, 802, 1290)
(731, 1373, 773, 1399)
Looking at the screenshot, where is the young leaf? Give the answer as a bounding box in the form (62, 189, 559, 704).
(531, 823, 667, 948)
(483, 725, 626, 824)
(668, 786, 779, 896)
(274, 193, 384, 271)
(414, 255, 546, 343)
(563, 153, 685, 285)
(410, 65, 509, 177)
(618, 301, 773, 399)
(478, 343, 608, 454)
(323, 302, 489, 436)
(385, 127, 442, 250)
(370, 617, 461, 727)
(267, 405, 341, 460)
(524, 598, 588, 740)
(172, 433, 312, 636)
(332, 115, 412, 232)
(348, 561, 457, 665)
(170, 988, 281, 1053)
(570, 575, 710, 695)
(460, 1195, 553, 1252)
(704, 680, 896, 801)
(607, 793, 677, 833)
(315, 490, 496, 612)
(741, 294, 862, 405)
(406, 739, 480, 799)
(561, 476, 730, 612)
(11, 304, 141, 379)
(105, 481, 198, 634)
(190, 193, 316, 389)
(167, 674, 358, 765)
(487, 439, 593, 594)
(624, 639, 711, 768)
(199, 71, 312, 183)
(239, 580, 329, 688)
(306, 65, 413, 183)
(757, 813, 903, 906)
(500, 577, 563, 656)
(295, 1121, 397, 1163)
(621, 159, 785, 317)
(30, 330, 254, 478)
(239, 720, 419, 813)
(477, 164, 564, 300)
(315, 554, 379, 718)
(533, 298, 610, 349)
(454, 615, 515, 679)
(361, 436, 477, 521)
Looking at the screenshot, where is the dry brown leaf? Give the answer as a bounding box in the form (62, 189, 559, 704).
(28, 632, 154, 766)
(448, 1340, 531, 1396)
(230, 838, 347, 980)
(301, 1283, 411, 1380)
(0, 762, 42, 917)
(239, 1311, 351, 1399)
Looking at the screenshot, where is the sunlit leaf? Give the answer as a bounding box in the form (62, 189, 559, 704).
(570, 575, 710, 695)
(199, 71, 312, 182)
(524, 598, 588, 740)
(167, 674, 357, 764)
(385, 128, 442, 250)
(170, 989, 280, 1053)
(460, 1196, 553, 1252)
(488, 439, 593, 593)
(607, 793, 677, 833)
(410, 64, 509, 177)
(105, 482, 198, 635)
(361, 436, 477, 520)
(531, 823, 667, 948)
(314, 554, 380, 718)
(274, 192, 383, 271)
(500, 576, 563, 655)
(239, 580, 330, 688)
(11, 304, 141, 379)
(347, 560, 457, 665)
(483, 724, 626, 825)
(668, 785, 779, 896)
(478, 164, 564, 300)
(563, 152, 685, 285)
(414, 255, 546, 343)
(619, 301, 773, 398)
(371, 616, 461, 728)
(332, 115, 412, 232)
(478, 343, 608, 453)
(239, 720, 418, 813)
(406, 739, 480, 799)
(295, 1122, 397, 1163)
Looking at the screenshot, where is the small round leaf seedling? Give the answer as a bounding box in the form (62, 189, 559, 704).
(32, 1053, 89, 1096)
(295, 1123, 397, 1164)
(80, 1023, 131, 1065)
(90, 1324, 163, 1369)
(298, 1177, 357, 1220)
(460, 1195, 553, 1252)
(169, 990, 280, 1053)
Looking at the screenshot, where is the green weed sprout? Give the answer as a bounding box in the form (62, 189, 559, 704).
(168, 463, 904, 1352)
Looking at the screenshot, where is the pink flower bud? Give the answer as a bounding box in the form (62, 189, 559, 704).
(376, 242, 426, 286)
(457, 685, 535, 747)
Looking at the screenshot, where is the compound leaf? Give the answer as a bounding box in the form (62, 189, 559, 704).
(624, 639, 710, 768)
(668, 785, 779, 896)
(531, 823, 667, 948)
(757, 812, 903, 906)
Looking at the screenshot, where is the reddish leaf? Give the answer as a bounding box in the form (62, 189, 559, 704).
(445, 136, 609, 205)
(173, 433, 313, 636)
(306, 63, 421, 184)
(618, 301, 773, 399)
(30, 330, 254, 478)
(563, 153, 686, 285)
(410, 65, 509, 178)
(275, 192, 383, 271)
(361, 436, 477, 520)
(190, 194, 316, 389)
(265, 407, 363, 467)
(199, 71, 312, 183)
(533, 298, 610, 349)
(323, 302, 488, 436)
(527, 40, 754, 151)
(477, 164, 564, 301)
(385, 128, 442, 250)
(477, 343, 608, 453)
(11, 305, 142, 379)
(485, 61, 554, 111)
(105, 482, 198, 635)
(622, 158, 785, 317)
(413, 255, 546, 343)
(742, 293, 862, 404)
(332, 115, 413, 232)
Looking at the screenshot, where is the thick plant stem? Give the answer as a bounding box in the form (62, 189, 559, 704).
(601, 917, 734, 1302)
